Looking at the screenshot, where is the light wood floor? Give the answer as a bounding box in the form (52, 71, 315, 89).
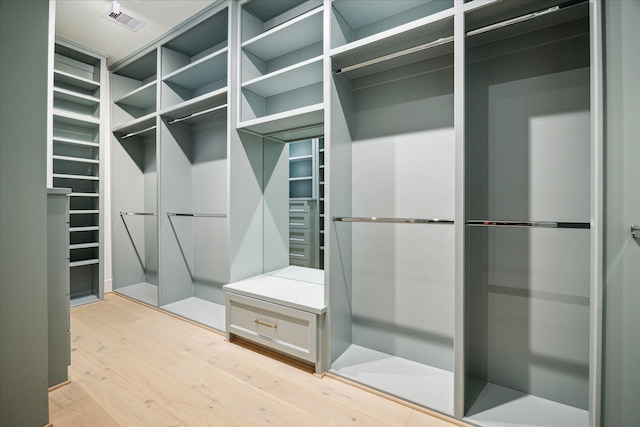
(49, 293, 467, 427)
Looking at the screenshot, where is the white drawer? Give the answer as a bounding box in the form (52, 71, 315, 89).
(226, 293, 317, 363)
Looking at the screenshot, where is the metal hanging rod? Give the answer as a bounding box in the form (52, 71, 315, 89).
(466, 0, 585, 38)
(333, 36, 454, 75)
(120, 125, 156, 140)
(465, 220, 590, 229)
(167, 212, 227, 218)
(167, 104, 227, 125)
(120, 212, 156, 216)
(333, 216, 454, 225)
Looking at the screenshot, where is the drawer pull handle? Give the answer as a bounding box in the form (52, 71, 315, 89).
(255, 319, 277, 329)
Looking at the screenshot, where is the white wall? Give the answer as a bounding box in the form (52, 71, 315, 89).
(0, 0, 51, 424)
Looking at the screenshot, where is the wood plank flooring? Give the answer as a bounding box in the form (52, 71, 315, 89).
(49, 293, 468, 427)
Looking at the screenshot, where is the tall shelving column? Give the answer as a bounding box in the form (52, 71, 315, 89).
(110, 49, 159, 307)
(50, 39, 106, 306)
(327, 0, 456, 414)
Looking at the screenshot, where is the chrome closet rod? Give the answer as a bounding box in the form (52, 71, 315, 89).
(120, 125, 156, 139)
(167, 104, 227, 125)
(466, 220, 590, 229)
(466, 0, 585, 38)
(167, 212, 227, 218)
(333, 36, 454, 75)
(333, 216, 454, 225)
(120, 212, 156, 216)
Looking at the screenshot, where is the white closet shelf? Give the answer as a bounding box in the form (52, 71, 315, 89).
(464, 378, 588, 427)
(242, 7, 323, 62)
(53, 87, 100, 106)
(70, 210, 99, 215)
(289, 176, 312, 182)
(114, 81, 157, 109)
(52, 137, 99, 148)
(70, 242, 99, 250)
(53, 173, 99, 181)
(331, 344, 454, 415)
(163, 48, 228, 90)
(70, 226, 99, 232)
(68, 193, 99, 198)
(70, 259, 99, 268)
(160, 87, 227, 121)
(331, 9, 454, 72)
(54, 69, 100, 91)
(112, 114, 157, 137)
(238, 103, 324, 142)
(465, 1, 588, 49)
(463, 0, 500, 14)
(52, 155, 99, 164)
(53, 109, 100, 127)
(242, 56, 323, 98)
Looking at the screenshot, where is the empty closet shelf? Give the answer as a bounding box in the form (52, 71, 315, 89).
(70, 242, 99, 250)
(166, 212, 227, 218)
(52, 155, 99, 164)
(466, 220, 590, 229)
(70, 226, 99, 232)
(68, 193, 99, 197)
(333, 216, 454, 224)
(52, 173, 99, 181)
(333, 36, 454, 75)
(70, 259, 99, 268)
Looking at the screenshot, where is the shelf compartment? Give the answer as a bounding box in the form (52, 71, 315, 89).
(53, 109, 100, 127)
(241, 0, 321, 43)
(52, 173, 99, 181)
(243, 56, 322, 99)
(53, 87, 100, 119)
(241, 6, 323, 82)
(53, 136, 99, 149)
(238, 103, 324, 142)
(160, 87, 227, 125)
(331, 10, 454, 79)
(240, 57, 323, 126)
(332, 344, 454, 415)
(54, 44, 101, 84)
(70, 259, 99, 268)
(111, 49, 158, 128)
(54, 69, 100, 95)
(465, 0, 589, 51)
(331, 0, 453, 50)
(162, 47, 228, 108)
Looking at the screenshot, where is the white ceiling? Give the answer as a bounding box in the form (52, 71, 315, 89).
(55, 0, 219, 66)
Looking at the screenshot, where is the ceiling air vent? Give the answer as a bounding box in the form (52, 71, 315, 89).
(103, 3, 145, 32)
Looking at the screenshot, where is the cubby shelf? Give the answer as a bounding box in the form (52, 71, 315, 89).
(53, 137, 99, 148)
(242, 6, 322, 61)
(53, 87, 100, 107)
(163, 48, 227, 91)
(53, 69, 100, 92)
(52, 109, 100, 127)
(238, 103, 323, 142)
(114, 81, 157, 109)
(242, 56, 322, 98)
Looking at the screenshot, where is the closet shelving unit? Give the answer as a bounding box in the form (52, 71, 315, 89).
(288, 138, 320, 268)
(111, 4, 232, 330)
(461, 0, 593, 425)
(111, 49, 159, 307)
(238, 0, 324, 141)
(158, 7, 230, 331)
(328, 0, 456, 415)
(50, 40, 106, 306)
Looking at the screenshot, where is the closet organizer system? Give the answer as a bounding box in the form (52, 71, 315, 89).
(49, 39, 107, 306)
(109, 1, 602, 426)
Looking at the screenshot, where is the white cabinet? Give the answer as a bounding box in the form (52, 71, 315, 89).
(224, 266, 325, 372)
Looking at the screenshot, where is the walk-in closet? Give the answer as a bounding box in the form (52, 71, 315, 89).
(13, 0, 635, 426)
